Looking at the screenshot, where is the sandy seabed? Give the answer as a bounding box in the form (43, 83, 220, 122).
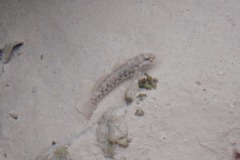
(0, 0, 240, 160)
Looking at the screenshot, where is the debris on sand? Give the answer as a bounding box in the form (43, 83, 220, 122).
(124, 81, 138, 104)
(8, 111, 18, 120)
(135, 109, 144, 116)
(124, 73, 157, 104)
(233, 148, 240, 160)
(96, 106, 130, 158)
(137, 93, 147, 101)
(0, 41, 23, 64)
(138, 73, 158, 90)
(35, 106, 130, 160)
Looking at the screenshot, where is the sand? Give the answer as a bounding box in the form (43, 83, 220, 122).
(0, 0, 240, 159)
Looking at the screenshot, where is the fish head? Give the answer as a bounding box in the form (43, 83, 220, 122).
(139, 53, 156, 70)
(142, 53, 156, 62)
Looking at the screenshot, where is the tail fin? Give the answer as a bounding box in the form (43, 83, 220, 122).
(79, 100, 97, 119)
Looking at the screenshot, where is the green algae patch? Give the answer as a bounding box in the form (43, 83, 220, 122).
(138, 73, 158, 90)
(53, 146, 71, 160)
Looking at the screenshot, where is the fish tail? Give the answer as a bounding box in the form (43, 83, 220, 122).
(79, 100, 97, 119)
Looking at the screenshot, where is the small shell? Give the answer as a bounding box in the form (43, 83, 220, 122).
(153, 78, 158, 83)
(126, 138, 132, 143)
(195, 81, 201, 85)
(116, 139, 129, 148)
(124, 87, 136, 104)
(135, 109, 144, 116)
(8, 111, 18, 120)
(124, 80, 138, 104)
(138, 93, 147, 97)
(137, 93, 147, 101)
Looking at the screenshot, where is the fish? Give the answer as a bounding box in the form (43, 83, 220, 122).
(79, 53, 156, 119)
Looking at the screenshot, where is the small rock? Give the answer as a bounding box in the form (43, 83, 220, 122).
(52, 140, 56, 145)
(166, 103, 171, 106)
(195, 81, 201, 85)
(8, 111, 18, 120)
(202, 106, 207, 111)
(153, 78, 158, 83)
(4, 153, 7, 157)
(116, 139, 129, 148)
(228, 104, 235, 108)
(124, 88, 136, 104)
(135, 109, 144, 116)
(217, 71, 224, 76)
(233, 149, 240, 160)
(32, 87, 37, 94)
(137, 93, 147, 101)
(126, 138, 132, 143)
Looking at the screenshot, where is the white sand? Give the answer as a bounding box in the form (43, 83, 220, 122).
(0, 0, 240, 159)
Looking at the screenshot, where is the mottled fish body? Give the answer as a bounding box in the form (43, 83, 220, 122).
(80, 53, 156, 119)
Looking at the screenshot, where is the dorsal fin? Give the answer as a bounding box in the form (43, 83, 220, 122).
(91, 74, 109, 93)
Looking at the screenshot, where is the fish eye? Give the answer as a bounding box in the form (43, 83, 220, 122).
(144, 57, 149, 60)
